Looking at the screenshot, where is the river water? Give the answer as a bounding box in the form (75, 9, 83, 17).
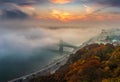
(0, 23, 110, 82)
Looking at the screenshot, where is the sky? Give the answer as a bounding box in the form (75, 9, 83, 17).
(0, 0, 120, 22)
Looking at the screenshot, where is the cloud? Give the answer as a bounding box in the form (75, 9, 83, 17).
(81, 0, 120, 7)
(0, 0, 49, 6)
(0, 27, 57, 58)
(0, 3, 29, 19)
(1, 9, 29, 19)
(0, 0, 35, 5)
(0, 0, 49, 19)
(50, 9, 72, 22)
(0, 24, 103, 59)
(0, 0, 120, 8)
(50, 0, 73, 4)
(83, 4, 94, 14)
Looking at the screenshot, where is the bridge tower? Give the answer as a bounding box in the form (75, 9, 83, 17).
(59, 40, 64, 54)
(100, 29, 109, 41)
(58, 40, 78, 55)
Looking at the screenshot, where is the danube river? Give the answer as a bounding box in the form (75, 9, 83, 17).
(0, 24, 108, 82)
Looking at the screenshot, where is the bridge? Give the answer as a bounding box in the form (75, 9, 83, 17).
(8, 40, 79, 82)
(49, 40, 78, 55)
(59, 40, 78, 54)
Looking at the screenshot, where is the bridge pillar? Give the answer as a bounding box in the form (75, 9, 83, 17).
(59, 42, 64, 54)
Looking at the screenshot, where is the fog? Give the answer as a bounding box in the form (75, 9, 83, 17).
(0, 20, 120, 82)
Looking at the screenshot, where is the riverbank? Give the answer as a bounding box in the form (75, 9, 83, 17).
(8, 40, 87, 82)
(29, 43, 120, 82)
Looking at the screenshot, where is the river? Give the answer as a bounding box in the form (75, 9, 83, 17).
(0, 23, 110, 82)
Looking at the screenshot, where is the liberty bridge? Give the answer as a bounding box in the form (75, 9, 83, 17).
(8, 40, 78, 82)
(49, 40, 78, 55)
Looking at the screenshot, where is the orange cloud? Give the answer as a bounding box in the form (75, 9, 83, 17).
(50, 0, 72, 4)
(49, 9, 95, 22)
(50, 9, 72, 22)
(21, 5, 35, 11)
(33, 10, 120, 22)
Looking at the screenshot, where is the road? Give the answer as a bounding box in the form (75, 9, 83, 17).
(8, 52, 71, 82)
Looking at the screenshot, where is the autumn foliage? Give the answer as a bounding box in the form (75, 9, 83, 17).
(29, 43, 120, 82)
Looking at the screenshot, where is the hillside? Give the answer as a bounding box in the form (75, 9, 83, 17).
(29, 43, 120, 82)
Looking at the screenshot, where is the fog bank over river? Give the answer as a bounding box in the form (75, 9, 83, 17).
(0, 20, 119, 82)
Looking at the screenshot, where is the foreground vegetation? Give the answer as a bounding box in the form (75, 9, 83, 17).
(29, 43, 120, 82)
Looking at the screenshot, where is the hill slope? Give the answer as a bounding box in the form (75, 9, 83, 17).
(29, 43, 120, 82)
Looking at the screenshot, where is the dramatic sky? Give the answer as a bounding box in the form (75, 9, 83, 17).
(0, 1, 120, 81)
(0, 0, 120, 22)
